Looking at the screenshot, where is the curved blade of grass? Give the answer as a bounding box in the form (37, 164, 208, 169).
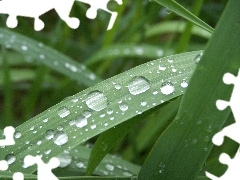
(55, 145, 140, 177)
(0, 51, 200, 174)
(0, 28, 101, 86)
(153, 0, 214, 33)
(85, 44, 172, 65)
(139, 0, 240, 179)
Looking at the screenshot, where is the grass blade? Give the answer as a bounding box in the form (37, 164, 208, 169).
(139, 0, 240, 179)
(0, 28, 101, 86)
(153, 0, 214, 33)
(0, 51, 200, 174)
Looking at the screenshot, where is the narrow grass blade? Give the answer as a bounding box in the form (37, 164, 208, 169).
(153, 0, 214, 33)
(0, 28, 101, 86)
(0, 51, 200, 174)
(139, 0, 240, 179)
(85, 44, 170, 65)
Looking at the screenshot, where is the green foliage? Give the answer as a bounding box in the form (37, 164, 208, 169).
(0, 0, 238, 179)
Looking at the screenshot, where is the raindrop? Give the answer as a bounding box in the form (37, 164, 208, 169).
(119, 102, 129, 112)
(160, 82, 175, 95)
(91, 124, 96, 129)
(85, 91, 108, 111)
(194, 52, 203, 63)
(57, 125, 64, 131)
(181, 81, 188, 88)
(159, 169, 165, 173)
(45, 129, 54, 140)
(75, 116, 88, 128)
(166, 8, 172, 14)
(114, 84, 121, 90)
(107, 109, 113, 115)
(36, 140, 42, 145)
(159, 65, 166, 71)
(44, 149, 51, 155)
(53, 131, 68, 146)
(58, 106, 70, 118)
(69, 120, 75, 126)
(14, 131, 22, 139)
(57, 152, 72, 168)
(76, 162, 84, 168)
(43, 118, 48, 123)
(21, 45, 28, 51)
(5, 154, 16, 164)
(127, 76, 151, 95)
(82, 110, 92, 118)
(106, 164, 115, 171)
(140, 101, 147, 106)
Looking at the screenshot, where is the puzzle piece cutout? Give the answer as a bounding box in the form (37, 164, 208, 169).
(0, 160, 8, 171)
(0, 126, 15, 146)
(78, 0, 123, 30)
(24, 155, 60, 180)
(0, 160, 24, 180)
(206, 69, 240, 179)
(212, 70, 240, 146)
(206, 148, 240, 180)
(0, 0, 122, 31)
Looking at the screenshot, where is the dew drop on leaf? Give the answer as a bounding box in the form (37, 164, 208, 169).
(181, 81, 188, 88)
(53, 131, 68, 146)
(76, 162, 84, 168)
(5, 154, 16, 164)
(58, 106, 70, 118)
(194, 52, 203, 63)
(14, 131, 21, 139)
(57, 152, 72, 168)
(106, 164, 115, 171)
(85, 91, 108, 111)
(158, 65, 166, 71)
(119, 102, 129, 112)
(127, 76, 150, 95)
(160, 82, 175, 95)
(75, 115, 88, 128)
(45, 129, 54, 140)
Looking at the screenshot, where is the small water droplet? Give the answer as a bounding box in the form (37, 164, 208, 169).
(82, 110, 92, 118)
(159, 169, 165, 173)
(44, 149, 51, 155)
(181, 81, 188, 88)
(45, 129, 54, 140)
(53, 131, 68, 146)
(57, 152, 72, 168)
(14, 131, 21, 139)
(69, 120, 75, 126)
(135, 47, 144, 55)
(194, 52, 203, 63)
(127, 76, 151, 95)
(75, 115, 88, 128)
(160, 82, 175, 95)
(166, 8, 172, 14)
(156, 50, 163, 56)
(91, 124, 96, 129)
(5, 154, 16, 164)
(76, 162, 84, 168)
(107, 109, 113, 115)
(140, 101, 147, 106)
(36, 140, 42, 145)
(159, 65, 166, 71)
(123, 172, 132, 176)
(39, 54, 45, 59)
(21, 45, 28, 51)
(58, 106, 70, 118)
(114, 84, 121, 90)
(57, 125, 64, 131)
(43, 118, 48, 123)
(85, 91, 108, 111)
(119, 102, 129, 112)
(106, 164, 115, 171)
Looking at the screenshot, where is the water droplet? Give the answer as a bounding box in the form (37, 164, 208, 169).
(39, 54, 45, 59)
(75, 115, 88, 128)
(36, 140, 42, 145)
(44, 149, 51, 155)
(21, 45, 28, 51)
(123, 172, 132, 176)
(159, 65, 166, 71)
(69, 120, 75, 126)
(57, 125, 64, 131)
(156, 50, 163, 56)
(194, 52, 203, 63)
(53, 131, 68, 146)
(127, 76, 150, 95)
(58, 106, 70, 118)
(45, 129, 54, 140)
(82, 110, 92, 118)
(5, 154, 16, 164)
(14, 131, 21, 139)
(166, 8, 172, 14)
(43, 118, 48, 123)
(119, 102, 129, 112)
(114, 84, 121, 90)
(106, 164, 114, 171)
(89, 73, 96, 80)
(65, 63, 77, 72)
(57, 152, 72, 168)
(76, 162, 84, 168)
(102, 142, 108, 151)
(181, 81, 188, 88)
(140, 101, 147, 106)
(107, 109, 113, 115)
(159, 169, 165, 173)
(160, 82, 175, 95)
(135, 47, 144, 55)
(91, 124, 96, 129)
(85, 91, 108, 111)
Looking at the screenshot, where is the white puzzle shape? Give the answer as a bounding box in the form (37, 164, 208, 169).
(0, 160, 8, 171)
(0, 0, 122, 31)
(0, 126, 15, 146)
(24, 155, 60, 180)
(206, 69, 240, 179)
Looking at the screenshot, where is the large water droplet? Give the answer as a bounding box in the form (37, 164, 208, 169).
(57, 152, 72, 168)
(127, 76, 150, 95)
(106, 164, 115, 171)
(58, 106, 70, 118)
(5, 154, 16, 164)
(85, 91, 108, 111)
(160, 82, 175, 95)
(119, 102, 129, 112)
(75, 115, 88, 128)
(53, 131, 68, 146)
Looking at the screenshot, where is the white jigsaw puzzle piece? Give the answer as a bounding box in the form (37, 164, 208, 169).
(206, 147, 240, 180)
(0, 126, 15, 146)
(24, 155, 60, 180)
(77, 0, 123, 30)
(0, 160, 8, 171)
